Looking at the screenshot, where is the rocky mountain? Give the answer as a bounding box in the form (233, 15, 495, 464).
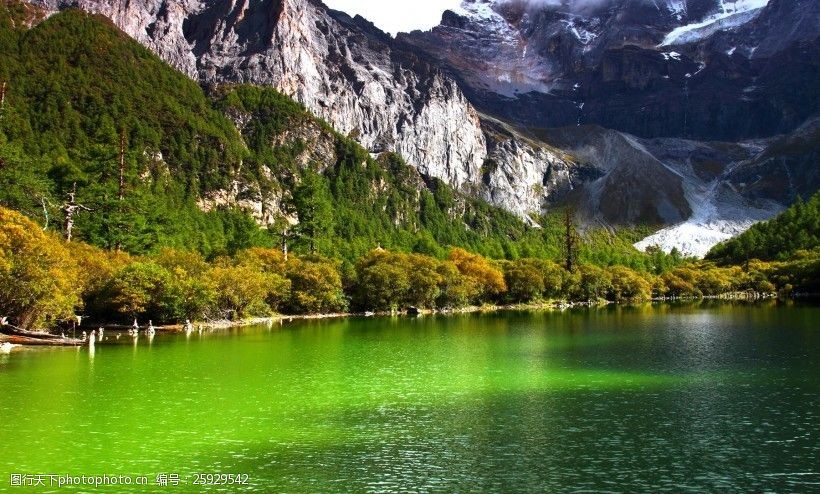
(726, 117, 820, 205)
(503, 121, 803, 257)
(2, 7, 571, 259)
(399, 0, 818, 254)
(401, 0, 819, 141)
(29, 0, 490, 189)
(20, 0, 820, 256)
(28, 0, 598, 230)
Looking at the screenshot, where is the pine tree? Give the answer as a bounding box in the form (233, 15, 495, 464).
(292, 170, 334, 255)
(563, 208, 580, 273)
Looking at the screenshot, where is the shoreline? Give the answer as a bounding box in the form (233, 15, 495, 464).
(1, 300, 603, 342)
(142, 294, 783, 333)
(3, 292, 796, 347)
(158, 292, 808, 333)
(175, 300, 607, 332)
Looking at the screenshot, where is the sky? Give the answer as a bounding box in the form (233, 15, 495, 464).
(323, 0, 463, 35)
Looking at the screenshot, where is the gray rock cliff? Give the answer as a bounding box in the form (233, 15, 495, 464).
(30, 0, 493, 195)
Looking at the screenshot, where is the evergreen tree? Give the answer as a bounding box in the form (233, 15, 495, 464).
(292, 169, 334, 255)
(708, 192, 819, 264)
(563, 208, 580, 273)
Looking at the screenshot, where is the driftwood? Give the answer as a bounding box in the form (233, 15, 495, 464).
(1, 324, 62, 339)
(0, 334, 85, 346)
(0, 325, 85, 346)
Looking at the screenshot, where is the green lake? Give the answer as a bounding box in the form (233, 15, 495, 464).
(0, 303, 818, 492)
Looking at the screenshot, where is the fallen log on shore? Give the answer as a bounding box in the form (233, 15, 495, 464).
(0, 324, 85, 346)
(0, 324, 66, 340)
(0, 334, 85, 346)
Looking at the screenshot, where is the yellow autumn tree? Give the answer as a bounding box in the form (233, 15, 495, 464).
(285, 256, 346, 314)
(449, 248, 507, 303)
(0, 207, 80, 329)
(209, 264, 272, 320)
(607, 266, 652, 302)
(235, 248, 287, 273)
(67, 241, 131, 305)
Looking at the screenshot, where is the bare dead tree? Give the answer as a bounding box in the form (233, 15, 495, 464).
(0, 81, 6, 119)
(281, 228, 289, 262)
(62, 183, 91, 242)
(40, 197, 51, 231)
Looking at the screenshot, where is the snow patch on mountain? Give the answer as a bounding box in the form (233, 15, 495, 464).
(635, 164, 782, 257)
(635, 209, 770, 258)
(454, 1, 508, 29)
(561, 19, 599, 46)
(661, 0, 768, 46)
(664, 0, 688, 19)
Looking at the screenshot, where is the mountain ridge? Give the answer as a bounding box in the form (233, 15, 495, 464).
(10, 0, 820, 256)
(3, 7, 680, 269)
(401, 0, 819, 140)
(0, 6, 549, 259)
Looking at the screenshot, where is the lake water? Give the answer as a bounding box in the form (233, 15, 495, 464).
(0, 303, 817, 492)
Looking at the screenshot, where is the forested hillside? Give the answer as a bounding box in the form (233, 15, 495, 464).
(0, 7, 673, 269)
(707, 193, 820, 264)
(0, 6, 252, 254)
